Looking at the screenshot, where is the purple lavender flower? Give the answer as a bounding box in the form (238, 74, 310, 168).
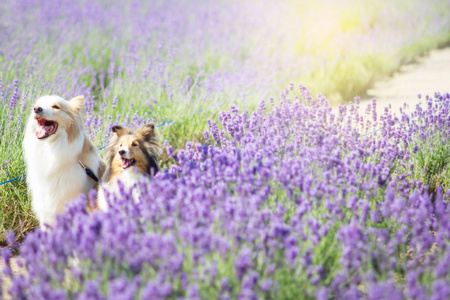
(2, 76, 450, 299)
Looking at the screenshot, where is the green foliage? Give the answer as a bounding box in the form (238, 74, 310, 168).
(411, 133, 450, 194)
(0, 92, 39, 243)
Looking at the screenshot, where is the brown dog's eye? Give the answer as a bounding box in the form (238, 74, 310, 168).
(52, 105, 60, 109)
(132, 142, 138, 147)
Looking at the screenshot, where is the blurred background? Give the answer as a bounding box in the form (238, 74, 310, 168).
(2, 0, 449, 104)
(1, 0, 450, 238)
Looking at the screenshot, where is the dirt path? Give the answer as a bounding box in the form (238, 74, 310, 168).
(1, 257, 26, 299)
(360, 47, 450, 115)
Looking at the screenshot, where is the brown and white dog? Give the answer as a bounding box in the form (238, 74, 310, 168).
(97, 123, 160, 210)
(23, 95, 105, 227)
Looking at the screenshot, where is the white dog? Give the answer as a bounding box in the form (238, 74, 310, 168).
(23, 95, 105, 227)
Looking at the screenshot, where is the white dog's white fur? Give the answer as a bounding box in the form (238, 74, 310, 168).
(23, 95, 105, 227)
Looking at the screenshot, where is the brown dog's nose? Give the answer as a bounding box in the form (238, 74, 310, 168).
(118, 150, 126, 156)
(34, 106, 43, 114)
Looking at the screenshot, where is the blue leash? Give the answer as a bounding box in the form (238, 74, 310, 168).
(0, 103, 398, 187)
(0, 119, 175, 186)
(0, 175, 26, 186)
(359, 128, 382, 138)
(1, 120, 386, 186)
(359, 121, 400, 138)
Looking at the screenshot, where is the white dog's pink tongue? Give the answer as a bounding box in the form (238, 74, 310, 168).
(36, 124, 55, 139)
(36, 126, 48, 139)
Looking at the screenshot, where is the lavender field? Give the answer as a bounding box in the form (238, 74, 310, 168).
(1, 0, 450, 299)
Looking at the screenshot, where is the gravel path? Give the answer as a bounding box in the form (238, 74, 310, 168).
(359, 47, 450, 115)
(1, 257, 26, 299)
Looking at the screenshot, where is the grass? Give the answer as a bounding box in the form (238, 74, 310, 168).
(408, 132, 450, 195)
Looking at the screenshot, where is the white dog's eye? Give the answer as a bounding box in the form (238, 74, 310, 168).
(132, 142, 138, 147)
(52, 105, 60, 109)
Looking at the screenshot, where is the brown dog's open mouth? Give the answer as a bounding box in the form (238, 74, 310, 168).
(35, 117, 58, 139)
(121, 158, 135, 169)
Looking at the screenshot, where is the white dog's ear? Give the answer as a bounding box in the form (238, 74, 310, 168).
(68, 95, 84, 113)
(135, 123, 156, 141)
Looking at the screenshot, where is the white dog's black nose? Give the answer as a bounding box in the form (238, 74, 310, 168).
(34, 106, 43, 114)
(118, 150, 126, 156)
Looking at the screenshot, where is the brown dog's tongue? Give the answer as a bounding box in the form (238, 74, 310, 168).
(122, 158, 130, 168)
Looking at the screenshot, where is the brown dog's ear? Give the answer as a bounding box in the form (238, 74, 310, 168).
(112, 125, 131, 138)
(135, 123, 156, 141)
(68, 95, 84, 113)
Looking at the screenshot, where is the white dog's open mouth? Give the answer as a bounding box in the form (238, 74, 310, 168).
(121, 158, 135, 169)
(35, 117, 58, 139)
